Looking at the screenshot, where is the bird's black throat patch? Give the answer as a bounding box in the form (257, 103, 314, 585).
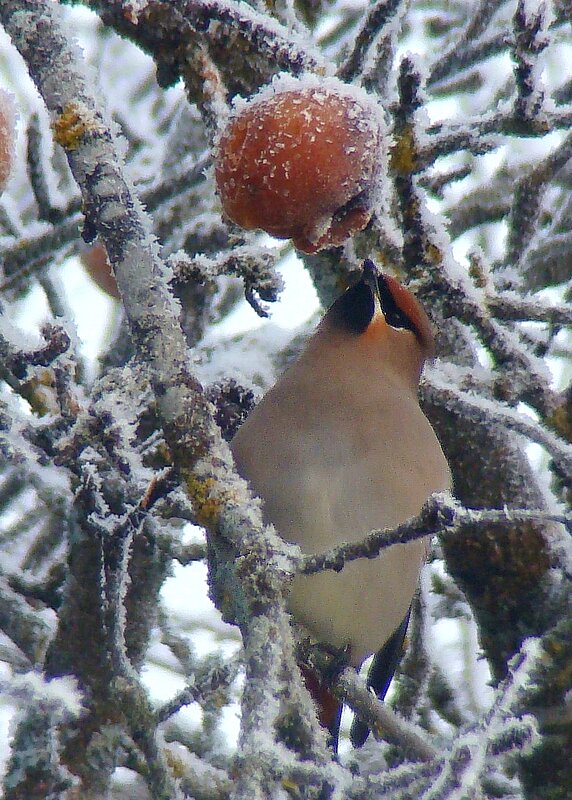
(328, 279, 375, 335)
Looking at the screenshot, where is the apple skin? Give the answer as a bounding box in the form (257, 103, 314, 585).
(215, 81, 382, 253)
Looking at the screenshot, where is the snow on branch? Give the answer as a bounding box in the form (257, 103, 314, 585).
(0, 575, 52, 666)
(342, 638, 542, 800)
(335, 667, 439, 762)
(76, 0, 324, 97)
(424, 374, 572, 483)
(156, 654, 242, 724)
(506, 128, 572, 266)
(0, 151, 210, 296)
(486, 289, 572, 326)
(511, 0, 550, 126)
(338, 0, 405, 82)
(172, 0, 324, 72)
(426, 0, 509, 87)
(0, 3, 332, 796)
(168, 245, 284, 317)
(0, 0, 570, 797)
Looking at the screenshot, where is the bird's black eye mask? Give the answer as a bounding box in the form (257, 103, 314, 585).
(375, 272, 419, 336)
(328, 261, 420, 337)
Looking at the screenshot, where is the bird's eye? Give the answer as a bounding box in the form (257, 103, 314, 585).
(376, 273, 419, 335)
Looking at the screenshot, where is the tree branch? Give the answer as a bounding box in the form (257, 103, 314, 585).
(301, 493, 571, 577)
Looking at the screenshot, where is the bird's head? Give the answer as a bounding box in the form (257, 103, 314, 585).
(318, 260, 435, 389)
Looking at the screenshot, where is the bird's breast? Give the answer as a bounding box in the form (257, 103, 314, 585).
(231, 384, 450, 664)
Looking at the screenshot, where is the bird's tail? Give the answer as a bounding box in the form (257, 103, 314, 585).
(350, 610, 411, 747)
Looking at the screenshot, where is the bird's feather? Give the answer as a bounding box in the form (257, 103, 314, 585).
(350, 609, 411, 747)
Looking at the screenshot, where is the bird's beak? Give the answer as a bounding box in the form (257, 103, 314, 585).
(361, 259, 381, 303)
(361, 258, 385, 324)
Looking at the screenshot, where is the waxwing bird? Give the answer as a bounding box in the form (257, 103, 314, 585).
(230, 260, 451, 748)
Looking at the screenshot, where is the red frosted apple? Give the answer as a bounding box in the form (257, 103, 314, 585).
(215, 78, 383, 253)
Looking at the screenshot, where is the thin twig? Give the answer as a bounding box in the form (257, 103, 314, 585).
(156, 655, 242, 723)
(301, 493, 571, 576)
(425, 375, 572, 481)
(486, 291, 572, 326)
(505, 128, 572, 265)
(338, 0, 404, 81)
(336, 667, 439, 761)
(427, 0, 509, 87)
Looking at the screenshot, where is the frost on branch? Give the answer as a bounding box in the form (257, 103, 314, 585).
(0, 0, 570, 799)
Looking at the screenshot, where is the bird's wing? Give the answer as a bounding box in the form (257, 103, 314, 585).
(349, 609, 411, 748)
